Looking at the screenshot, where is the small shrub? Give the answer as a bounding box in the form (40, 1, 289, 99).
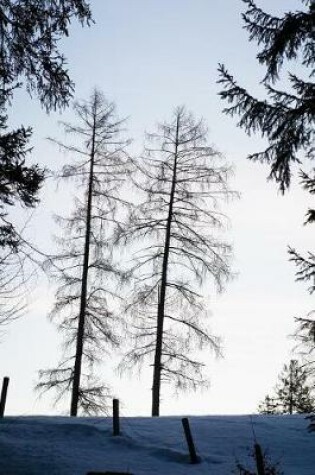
(234, 445, 283, 475)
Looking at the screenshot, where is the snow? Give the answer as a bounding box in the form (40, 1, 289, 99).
(0, 414, 314, 474)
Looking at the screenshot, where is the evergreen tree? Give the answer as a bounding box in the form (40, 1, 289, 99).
(294, 311, 315, 373)
(37, 90, 130, 416)
(117, 106, 235, 416)
(289, 170, 315, 332)
(258, 360, 315, 414)
(293, 311, 315, 428)
(218, 0, 314, 193)
(218, 0, 315, 425)
(0, 0, 92, 251)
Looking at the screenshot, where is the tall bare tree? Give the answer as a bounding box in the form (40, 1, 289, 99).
(118, 106, 235, 416)
(38, 90, 130, 416)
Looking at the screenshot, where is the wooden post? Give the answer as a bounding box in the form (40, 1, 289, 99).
(0, 377, 9, 418)
(254, 443, 266, 475)
(113, 398, 120, 436)
(181, 417, 199, 464)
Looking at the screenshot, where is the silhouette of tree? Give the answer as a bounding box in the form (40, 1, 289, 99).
(293, 311, 315, 429)
(37, 90, 130, 416)
(258, 360, 315, 414)
(0, 0, 92, 251)
(117, 106, 235, 416)
(290, 170, 315, 280)
(218, 0, 315, 425)
(218, 0, 314, 192)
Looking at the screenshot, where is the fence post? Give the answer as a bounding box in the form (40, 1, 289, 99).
(0, 377, 9, 418)
(181, 417, 199, 464)
(113, 398, 120, 436)
(254, 443, 266, 475)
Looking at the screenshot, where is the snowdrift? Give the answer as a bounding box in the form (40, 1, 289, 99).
(0, 414, 313, 474)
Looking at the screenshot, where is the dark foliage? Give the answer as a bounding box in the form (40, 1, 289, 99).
(0, 109, 44, 249)
(218, 0, 315, 428)
(290, 170, 315, 430)
(0, 0, 92, 249)
(288, 170, 315, 295)
(218, 0, 314, 192)
(0, 0, 92, 111)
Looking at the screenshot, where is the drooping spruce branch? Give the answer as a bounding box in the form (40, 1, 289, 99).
(218, 0, 314, 192)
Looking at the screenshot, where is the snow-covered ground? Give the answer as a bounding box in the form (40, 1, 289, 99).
(0, 414, 313, 474)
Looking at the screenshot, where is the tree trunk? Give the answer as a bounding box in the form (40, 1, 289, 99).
(289, 360, 294, 415)
(70, 114, 96, 417)
(151, 115, 180, 416)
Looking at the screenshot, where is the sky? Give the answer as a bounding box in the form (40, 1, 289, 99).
(0, 0, 313, 417)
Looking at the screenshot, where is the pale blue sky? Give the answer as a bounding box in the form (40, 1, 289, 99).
(1, 0, 313, 416)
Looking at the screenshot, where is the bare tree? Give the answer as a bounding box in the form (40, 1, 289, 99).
(0, 251, 27, 331)
(0, 216, 47, 333)
(118, 106, 235, 416)
(37, 89, 130, 416)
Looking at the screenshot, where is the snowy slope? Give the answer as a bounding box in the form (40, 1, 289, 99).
(0, 414, 313, 474)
